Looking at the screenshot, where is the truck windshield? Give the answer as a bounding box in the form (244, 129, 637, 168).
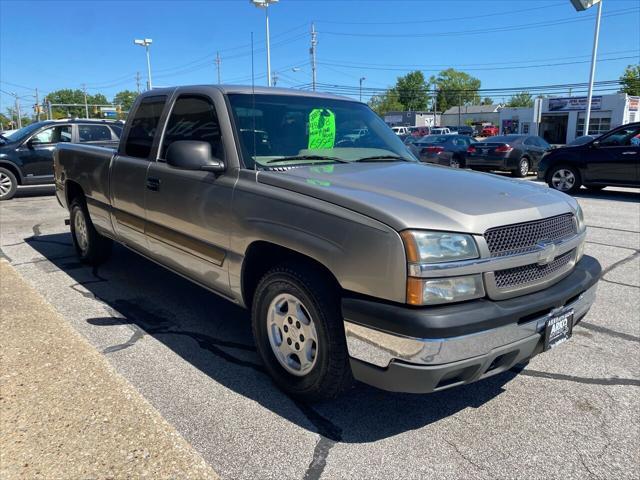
(227, 93, 416, 169)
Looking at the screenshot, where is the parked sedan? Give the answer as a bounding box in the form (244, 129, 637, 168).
(538, 122, 640, 193)
(409, 134, 475, 168)
(465, 134, 551, 177)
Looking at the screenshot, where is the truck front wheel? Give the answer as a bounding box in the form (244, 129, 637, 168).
(70, 198, 112, 265)
(251, 264, 351, 401)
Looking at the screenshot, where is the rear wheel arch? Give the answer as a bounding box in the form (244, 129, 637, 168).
(241, 241, 342, 310)
(65, 180, 85, 208)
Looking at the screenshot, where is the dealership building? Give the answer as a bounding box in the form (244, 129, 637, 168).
(499, 93, 639, 144)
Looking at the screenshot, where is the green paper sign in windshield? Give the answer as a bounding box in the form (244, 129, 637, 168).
(308, 108, 336, 150)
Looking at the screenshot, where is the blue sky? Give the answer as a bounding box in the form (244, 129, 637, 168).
(1, 0, 638, 115)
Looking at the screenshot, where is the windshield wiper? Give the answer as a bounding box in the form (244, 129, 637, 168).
(265, 155, 349, 164)
(353, 155, 407, 162)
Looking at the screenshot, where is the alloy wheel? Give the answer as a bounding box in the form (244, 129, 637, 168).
(551, 168, 576, 192)
(267, 293, 318, 376)
(0, 172, 12, 197)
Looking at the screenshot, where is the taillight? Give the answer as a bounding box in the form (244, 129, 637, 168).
(495, 144, 513, 153)
(467, 146, 476, 153)
(422, 146, 444, 154)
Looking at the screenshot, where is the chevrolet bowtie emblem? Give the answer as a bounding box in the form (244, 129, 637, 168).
(537, 241, 557, 266)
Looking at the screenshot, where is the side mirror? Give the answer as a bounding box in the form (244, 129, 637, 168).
(165, 140, 225, 173)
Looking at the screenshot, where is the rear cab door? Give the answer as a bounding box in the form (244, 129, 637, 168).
(109, 94, 169, 253)
(144, 87, 237, 296)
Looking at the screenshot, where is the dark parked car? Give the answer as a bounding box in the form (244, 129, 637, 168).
(410, 134, 475, 168)
(538, 122, 640, 193)
(0, 119, 121, 200)
(446, 125, 475, 137)
(466, 134, 552, 177)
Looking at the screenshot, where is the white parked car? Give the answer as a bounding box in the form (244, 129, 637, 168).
(391, 126, 409, 135)
(430, 127, 457, 135)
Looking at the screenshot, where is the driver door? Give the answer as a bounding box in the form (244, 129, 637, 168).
(585, 125, 640, 184)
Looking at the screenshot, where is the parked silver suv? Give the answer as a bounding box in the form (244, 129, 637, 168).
(54, 86, 601, 400)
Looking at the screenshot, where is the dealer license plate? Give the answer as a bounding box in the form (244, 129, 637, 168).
(544, 309, 574, 351)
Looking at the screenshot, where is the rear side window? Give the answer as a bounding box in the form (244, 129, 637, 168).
(124, 96, 167, 159)
(161, 95, 223, 159)
(78, 124, 112, 142)
(111, 124, 123, 138)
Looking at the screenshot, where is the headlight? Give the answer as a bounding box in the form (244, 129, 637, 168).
(400, 230, 479, 264)
(575, 204, 586, 232)
(407, 275, 485, 306)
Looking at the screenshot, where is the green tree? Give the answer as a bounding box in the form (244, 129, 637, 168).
(481, 97, 493, 105)
(395, 71, 429, 111)
(113, 90, 138, 112)
(507, 92, 534, 108)
(431, 69, 481, 112)
(619, 64, 640, 96)
(368, 88, 404, 116)
(45, 89, 109, 118)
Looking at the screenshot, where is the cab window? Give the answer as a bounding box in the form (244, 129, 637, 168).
(599, 126, 640, 147)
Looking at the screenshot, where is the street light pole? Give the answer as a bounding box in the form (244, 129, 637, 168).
(584, 0, 602, 136)
(250, 0, 278, 87)
(134, 38, 153, 90)
(359, 77, 366, 102)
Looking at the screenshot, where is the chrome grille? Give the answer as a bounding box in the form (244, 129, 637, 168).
(494, 250, 575, 289)
(485, 214, 576, 257)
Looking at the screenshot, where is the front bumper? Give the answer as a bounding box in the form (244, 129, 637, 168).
(343, 255, 601, 393)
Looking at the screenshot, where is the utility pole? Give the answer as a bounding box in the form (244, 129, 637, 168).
(272, 72, 278, 87)
(82, 83, 89, 118)
(13, 93, 22, 129)
(433, 85, 438, 127)
(458, 93, 462, 127)
(136, 72, 141, 94)
(584, 0, 602, 136)
(310, 22, 317, 91)
(35, 88, 40, 121)
(215, 51, 221, 84)
(359, 77, 366, 102)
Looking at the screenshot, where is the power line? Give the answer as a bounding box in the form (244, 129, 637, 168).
(315, 3, 565, 25)
(318, 55, 638, 73)
(321, 7, 637, 38)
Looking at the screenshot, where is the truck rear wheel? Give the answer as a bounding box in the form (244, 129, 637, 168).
(251, 264, 351, 401)
(70, 198, 112, 265)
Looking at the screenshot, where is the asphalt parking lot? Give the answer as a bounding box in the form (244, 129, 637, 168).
(1, 181, 638, 480)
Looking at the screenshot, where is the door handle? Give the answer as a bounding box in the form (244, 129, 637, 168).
(146, 177, 161, 191)
(621, 151, 637, 155)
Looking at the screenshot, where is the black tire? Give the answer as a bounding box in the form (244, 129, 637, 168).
(69, 198, 112, 265)
(546, 164, 582, 194)
(449, 155, 463, 169)
(251, 263, 351, 401)
(511, 157, 530, 178)
(0, 167, 18, 201)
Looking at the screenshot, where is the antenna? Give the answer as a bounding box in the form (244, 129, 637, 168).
(251, 32, 257, 170)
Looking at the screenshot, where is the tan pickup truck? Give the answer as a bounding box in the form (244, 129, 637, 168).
(54, 86, 601, 400)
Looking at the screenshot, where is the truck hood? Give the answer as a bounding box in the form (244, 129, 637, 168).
(257, 162, 577, 233)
